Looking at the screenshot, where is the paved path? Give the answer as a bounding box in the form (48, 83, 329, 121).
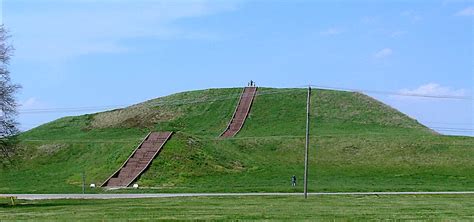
(2, 192, 474, 200)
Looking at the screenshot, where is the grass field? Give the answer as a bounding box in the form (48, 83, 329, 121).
(1, 195, 473, 220)
(0, 88, 473, 194)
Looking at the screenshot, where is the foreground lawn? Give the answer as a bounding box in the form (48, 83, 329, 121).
(1, 195, 473, 221)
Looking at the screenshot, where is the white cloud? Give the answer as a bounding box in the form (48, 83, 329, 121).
(373, 48, 393, 59)
(5, 0, 239, 62)
(398, 83, 467, 98)
(20, 97, 43, 110)
(320, 28, 343, 36)
(455, 6, 474, 16)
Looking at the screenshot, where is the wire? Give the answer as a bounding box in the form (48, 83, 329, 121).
(431, 127, 474, 131)
(308, 85, 474, 101)
(20, 135, 474, 146)
(22, 139, 141, 144)
(17, 84, 473, 115)
(19, 105, 127, 114)
(18, 88, 304, 114)
(20, 109, 472, 135)
(424, 121, 474, 126)
(16, 86, 473, 137)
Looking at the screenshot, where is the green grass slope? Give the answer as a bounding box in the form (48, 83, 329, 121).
(1, 88, 472, 193)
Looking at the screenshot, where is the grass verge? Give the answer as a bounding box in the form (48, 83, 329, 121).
(1, 195, 473, 221)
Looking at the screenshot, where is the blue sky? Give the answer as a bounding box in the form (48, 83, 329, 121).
(1, 0, 473, 136)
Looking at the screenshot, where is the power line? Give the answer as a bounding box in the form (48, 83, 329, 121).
(17, 88, 303, 114)
(309, 85, 474, 101)
(16, 85, 473, 136)
(424, 121, 474, 126)
(18, 84, 473, 115)
(431, 127, 474, 131)
(19, 105, 127, 113)
(20, 113, 473, 134)
(20, 135, 474, 146)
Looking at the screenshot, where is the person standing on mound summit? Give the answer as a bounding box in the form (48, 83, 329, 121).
(291, 175, 297, 187)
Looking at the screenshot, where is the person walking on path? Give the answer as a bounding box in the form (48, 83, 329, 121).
(291, 175, 297, 187)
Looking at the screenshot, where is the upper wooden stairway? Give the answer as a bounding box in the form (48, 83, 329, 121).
(220, 87, 257, 138)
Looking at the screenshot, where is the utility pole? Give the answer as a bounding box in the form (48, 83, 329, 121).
(82, 171, 86, 194)
(304, 86, 311, 199)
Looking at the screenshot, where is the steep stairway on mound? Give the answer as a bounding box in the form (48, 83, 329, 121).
(101, 132, 173, 187)
(220, 87, 257, 138)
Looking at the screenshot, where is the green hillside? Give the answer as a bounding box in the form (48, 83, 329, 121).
(1, 88, 473, 194)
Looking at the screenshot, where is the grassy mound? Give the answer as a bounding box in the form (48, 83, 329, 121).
(1, 88, 472, 193)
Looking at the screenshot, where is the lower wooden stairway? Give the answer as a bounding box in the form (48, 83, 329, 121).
(101, 132, 173, 187)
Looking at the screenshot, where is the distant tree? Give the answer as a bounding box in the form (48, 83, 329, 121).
(0, 24, 20, 165)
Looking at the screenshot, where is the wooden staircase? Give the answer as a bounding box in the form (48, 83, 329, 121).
(220, 87, 257, 138)
(101, 132, 173, 187)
